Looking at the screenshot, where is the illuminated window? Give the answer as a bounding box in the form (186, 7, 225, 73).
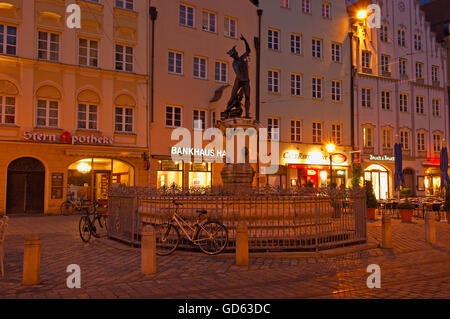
(363, 127, 373, 147)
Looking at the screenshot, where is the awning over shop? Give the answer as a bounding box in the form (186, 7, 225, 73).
(65, 149, 144, 158)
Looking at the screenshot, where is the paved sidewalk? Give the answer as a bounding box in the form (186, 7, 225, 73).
(0, 214, 449, 299)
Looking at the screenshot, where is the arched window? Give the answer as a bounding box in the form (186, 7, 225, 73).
(77, 90, 100, 130)
(0, 80, 18, 125)
(36, 85, 61, 128)
(114, 94, 135, 133)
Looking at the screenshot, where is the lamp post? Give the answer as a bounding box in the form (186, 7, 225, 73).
(326, 143, 336, 186)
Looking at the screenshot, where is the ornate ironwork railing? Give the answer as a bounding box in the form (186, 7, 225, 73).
(107, 185, 367, 252)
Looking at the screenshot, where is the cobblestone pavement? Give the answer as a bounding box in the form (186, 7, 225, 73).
(0, 214, 450, 299)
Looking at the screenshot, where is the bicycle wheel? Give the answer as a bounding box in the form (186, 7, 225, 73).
(196, 221, 228, 255)
(155, 223, 180, 256)
(94, 214, 108, 238)
(60, 201, 74, 215)
(79, 216, 91, 243)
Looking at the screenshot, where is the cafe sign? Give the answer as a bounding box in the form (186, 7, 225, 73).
(369, 154, 395, 162)
(23, 131, 114, 145)
(283, 150, 348, 166)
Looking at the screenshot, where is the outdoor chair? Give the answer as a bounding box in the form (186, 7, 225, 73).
(0, 215, 8, 277)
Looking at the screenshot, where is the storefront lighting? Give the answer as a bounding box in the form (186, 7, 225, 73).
(320, 171, 328, 180)
(77, 163, 92, 174)
(326, 143, 336, 154)
(307, 170, 317, 176)
(0, 3, 14, 9)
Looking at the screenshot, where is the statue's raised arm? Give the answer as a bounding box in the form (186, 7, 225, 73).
(240, 34, 251, 59)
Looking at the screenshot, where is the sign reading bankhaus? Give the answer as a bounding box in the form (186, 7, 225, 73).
(23, 130, 114, 145)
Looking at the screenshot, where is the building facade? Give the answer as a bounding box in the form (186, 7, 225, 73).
(0, 0, 150, 215)
(259, 0, 353, 189)
(348, 0, 448, 199)
(147, 0, 259, 189)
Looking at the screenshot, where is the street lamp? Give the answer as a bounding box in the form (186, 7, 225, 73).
(356, 10, 368, 20)
(326, 143, 336, 186)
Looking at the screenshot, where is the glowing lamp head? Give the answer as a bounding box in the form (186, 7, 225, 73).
(77, 163, 92, 174)
(326, 143, 336, 154)
(357, 10, 368, 20)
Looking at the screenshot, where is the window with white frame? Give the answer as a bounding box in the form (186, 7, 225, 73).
(312, 122, 322, 144)
(433, 133, 442, 152)
(399, 93, 408, 112)
(362, 88, 372, 107)
(322, 2, 331, 19)
(381, 91, 391, 110)
(302, 0, 311, 13)
(193, 109, 206, 130)
(77, 104, 98, 130)
(268, 70, 280, 93)
(432, 99, 440, 117)
(36, 99, 58, 128)
(291, 120, 301, 142)
(115, 44, 133, 72)
(380, 25, 388, 42)
(0, 24, 17, 56)
(417, 132, 426, 151)
(312, 38, 322, 58)
(381, 55, 390, 72)
(268, 118, 279, 141)
(193, 56, 207, 79)
(414, 34, 422, 50)
(166, 106, 182, 127)
(416, 96, 424, 114)
(215, 61, 227, 82)
(115, 107, 133, 132)
(332, 80, 341, 102)
(312, 76, 322, 99)
(79, 38, 98, 67)
(332, 124, 342, 145)
(280, 0, 290, 8)
(400, 130, 410, 150)
(382, 128, 392, 149)
(168, 51, 183, 75)
(415, 62, 423, 79)
(0, 95, 15, 124)
(115, 0, 134, 10)
(432, 66, 439, 82)
(331, 43, 341, 62)
(291, 73, 302, 96)
(38, 31, 59, 62)
(224, 17, 237, 38)
(399, 58, 407, 75)
(363, 127, 373, 147)
(290, 33, 302, 54)
(268, 29, 280, 50)
(202, 11, 217, 33)
(179, 4, 195, 27)
(397, 28, 406, 47)
(362, 50, 371, 68)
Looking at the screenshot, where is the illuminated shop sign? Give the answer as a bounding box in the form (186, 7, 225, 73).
(23, 131, 114, 145)
(171, 147, 226, 158)
(369, 155, 395, 162)
(283, 151, 348, 165)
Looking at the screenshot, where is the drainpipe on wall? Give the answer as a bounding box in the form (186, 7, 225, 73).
(349, 31, 355, 150)
(149, 6, 158, 176)
(255, 8, 263, 188)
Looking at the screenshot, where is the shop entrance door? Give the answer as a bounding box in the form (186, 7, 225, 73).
(6, 157, 45, 214)
(364, 164, 389, 200)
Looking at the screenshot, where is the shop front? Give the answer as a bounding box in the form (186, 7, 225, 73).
(424, 167, 441, 196)
(280, 146, 351, 189)
(155, 158, 213, 189)
(1, 129, 148, 215)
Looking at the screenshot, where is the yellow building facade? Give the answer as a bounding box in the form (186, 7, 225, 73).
(0, 0, 150, 215)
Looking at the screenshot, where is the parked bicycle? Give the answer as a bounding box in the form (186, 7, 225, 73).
(155, 201, 228, 256)
(78, 201, 108, 243)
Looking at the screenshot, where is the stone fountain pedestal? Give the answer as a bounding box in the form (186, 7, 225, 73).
(217, 117, 257, 193)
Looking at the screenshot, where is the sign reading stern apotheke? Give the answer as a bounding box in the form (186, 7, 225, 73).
(23, 131, 114, 145)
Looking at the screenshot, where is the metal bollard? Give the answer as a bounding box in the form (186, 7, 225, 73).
(141, 225, 156, 275)
(381, 213, 393, 249)
(425, 212, 436, 244)
(236, 224, 249, 266)
(22, 234, 41, 286)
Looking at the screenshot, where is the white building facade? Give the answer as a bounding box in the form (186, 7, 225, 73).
(349, 0, 449, 199)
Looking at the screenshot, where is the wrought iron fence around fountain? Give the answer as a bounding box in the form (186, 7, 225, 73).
(107, 185, 367, 252)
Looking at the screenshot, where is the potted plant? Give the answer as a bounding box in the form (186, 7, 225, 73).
(443, 186, 450, 225)
(365, 181, 378, 220)
(398, 201, 415, 222)
(400, 188, 412, 199)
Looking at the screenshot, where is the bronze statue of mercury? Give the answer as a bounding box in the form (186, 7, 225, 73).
(224, 34, 251, 119)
